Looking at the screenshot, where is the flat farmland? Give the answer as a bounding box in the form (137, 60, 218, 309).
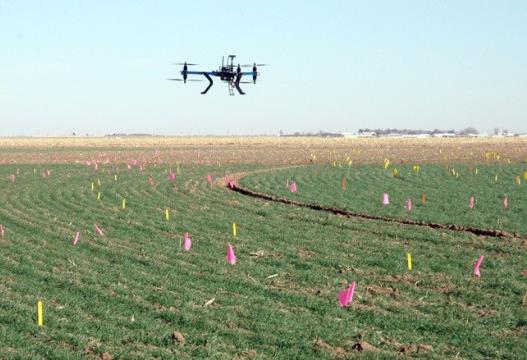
(0, 137, 526, 359)
(1, 136, 527, 165)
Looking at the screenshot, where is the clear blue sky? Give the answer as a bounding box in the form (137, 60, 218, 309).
(1, 0, 526, 136)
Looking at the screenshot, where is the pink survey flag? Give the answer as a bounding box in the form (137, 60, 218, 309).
(338, 281, 356, 307)
(289, 181, 297, 193)
(183, 232, 192, 251)
(73, 231, 80, 245)
(473, 255, 484, 277)
(503, 197, 509, 209)
(226, 243, 237, 265)
(228, 180, 236, 189)
(469, 196, 475, 209)
(94, 224, 105, 236)
(168, 172, 176, 181)
(405, 198, 413, 211)
(382, 192, 390, 205)
(207, 174, 212, 183)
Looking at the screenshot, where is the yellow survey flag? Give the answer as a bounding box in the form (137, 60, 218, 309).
(114, 174, 118, 181)
(407, 253, 412, 271)
(515, 176, 521, 185)
(122, 198, 126, 209)
(165, 209, 170, 221)
(91, 182, 95, 191)
(495, 174, 498, 182)
(97, 192, 101, 200)
(37, 300, 43, 326)
(97, 178, 101, 186)
(524, 171, 527, 181)
(392, 168, 398, 177)
(232, 223, 237, 237)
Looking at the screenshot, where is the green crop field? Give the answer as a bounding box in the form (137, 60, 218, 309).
(240, 163, 527, 236)
(1, 145, 526, 359)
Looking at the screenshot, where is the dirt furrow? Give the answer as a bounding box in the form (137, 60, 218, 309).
(229, 180, 522, 240)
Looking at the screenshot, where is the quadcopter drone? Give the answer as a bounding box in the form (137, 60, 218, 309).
(169, 55, 267, 95)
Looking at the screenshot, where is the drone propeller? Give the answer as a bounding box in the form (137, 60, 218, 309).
(240, 63, 269, 67)
(173, 62, 198, 66)
(168, 78, 203, 82)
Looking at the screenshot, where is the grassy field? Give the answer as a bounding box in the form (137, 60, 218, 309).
(240, 163, 527, 236)
(0, 138, 526, 359)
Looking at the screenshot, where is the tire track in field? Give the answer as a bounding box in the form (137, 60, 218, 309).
(228, 168, 523, 239)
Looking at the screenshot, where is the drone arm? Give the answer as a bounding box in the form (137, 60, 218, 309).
(186, 70, 210, 75)
(241, 71, 258, 84)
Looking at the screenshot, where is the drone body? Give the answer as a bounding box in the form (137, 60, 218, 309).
(169, 55, 266, 95)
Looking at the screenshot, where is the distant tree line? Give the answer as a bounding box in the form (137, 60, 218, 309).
(358, 127, 479, 136)
(279, 130, 343, 137)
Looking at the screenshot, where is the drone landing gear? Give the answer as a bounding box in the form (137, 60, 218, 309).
(235, 83, 245, 95)
(201, 73, 213, 94)
(227, 83, 244, 96)
(234, 74, 245, 95)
